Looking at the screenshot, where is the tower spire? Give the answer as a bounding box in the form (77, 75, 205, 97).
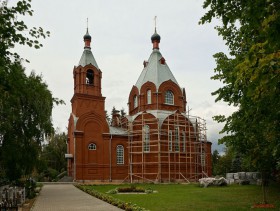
(86, 18, 89, 34)
(83, 18, 91, 49)
(154, 16, 157, 33)
(151, 16, 161, 49)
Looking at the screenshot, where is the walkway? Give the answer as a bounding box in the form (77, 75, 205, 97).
(31, 184, 123, 211)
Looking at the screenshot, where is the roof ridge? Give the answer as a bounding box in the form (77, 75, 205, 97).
(135, 49, 179, 91)
(78, 48, 99, 68)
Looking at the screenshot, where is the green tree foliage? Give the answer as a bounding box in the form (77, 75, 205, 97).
(0, 63, 54, 181)
(212, 148, 233, 176)
(41, 132, 67, 173)
(212, 149, 220, 175)
(212, 148, 256, 176)
(111, 106, 117, 116)
(0, 0, 61, 181)
(120, 108, 126, 117)
(200, 0, 280, 203)
(0, 0, 50, 65)
(110, 106, 127, 125)
(37, 132, 67, 181)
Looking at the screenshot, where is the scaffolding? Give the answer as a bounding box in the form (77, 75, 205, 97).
(126, 111, 209, 183)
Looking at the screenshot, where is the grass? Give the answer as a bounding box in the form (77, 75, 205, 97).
(83, 183, 280, 211)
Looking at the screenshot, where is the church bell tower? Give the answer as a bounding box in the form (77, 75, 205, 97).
(72, 28, 104, 115)
(67, 28, 109, 181)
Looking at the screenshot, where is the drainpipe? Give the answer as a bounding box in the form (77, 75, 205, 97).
(74, 134, 76, 181)
(109, 134, 112, 182)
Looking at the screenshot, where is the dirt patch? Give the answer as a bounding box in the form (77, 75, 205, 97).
(19, 197, 36, 211)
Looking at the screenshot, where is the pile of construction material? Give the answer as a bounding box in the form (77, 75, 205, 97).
(199, 177, 228, 187)
(226, 172, 261, 185)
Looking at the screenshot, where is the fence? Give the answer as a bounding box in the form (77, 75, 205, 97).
(0, 186, 25, 210)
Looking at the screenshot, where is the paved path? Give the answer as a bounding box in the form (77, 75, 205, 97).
(32, 184, 123, 211)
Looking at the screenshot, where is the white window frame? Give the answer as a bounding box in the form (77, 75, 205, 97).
(175, 127, 179, 152)
(201, 149, 205, 167)
(143, 125, 150, 152)
(182, 132, 186, 152)
(88, 143, 96, 150)
(117, 145, 124, 164)
(168, 130, 172, 152)
(165, 90, 174, 105)
(147, 89, 151, 104)
(133, 95, 138, 108)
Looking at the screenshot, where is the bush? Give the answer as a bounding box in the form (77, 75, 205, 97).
(25, 178, 36, 199)
(145, 187, 153, 194)
(117, 185, 145, 193)
(46, 168, 59, 181)
(106, 189, 118, 194)
(76, 185, 148, 211)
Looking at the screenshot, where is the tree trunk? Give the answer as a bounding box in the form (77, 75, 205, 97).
(261, 171, 269, 204)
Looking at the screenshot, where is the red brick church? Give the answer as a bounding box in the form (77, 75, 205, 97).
(66, 27, 212, 183)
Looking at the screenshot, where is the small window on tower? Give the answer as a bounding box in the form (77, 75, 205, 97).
(88, 143, 96, 150)
(147, 89, 151, 104)
(86, 69, 94, 85)
(133, 95, 138, 108)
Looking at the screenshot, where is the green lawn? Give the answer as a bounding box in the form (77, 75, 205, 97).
(83, 183, 280, 211)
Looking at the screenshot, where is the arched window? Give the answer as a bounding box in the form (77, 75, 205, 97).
(133, 95, 138, 108)
(175, 127, 179, 152)
(147, 89, 151, 104)
(182, 132, 186, 152)
(117, 145, 124, 164)
(143, 125, 150, 152)
(201, 149, 205, 167)
(88, 143, 96, 150)
(86, 69, 94, 85)
(168, 130, 172, 152)
(165, 90, 174, 105)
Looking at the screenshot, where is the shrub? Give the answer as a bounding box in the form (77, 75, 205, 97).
(107, 189, 118, 194)
(145, 187, 153, 194)
(46, 168, 59, 181)
(25, 178, 36, 199)
(117, 185, 145, 193)
(76, 185, 148, 211)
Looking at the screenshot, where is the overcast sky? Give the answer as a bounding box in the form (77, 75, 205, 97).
(15, 0, 236, 152)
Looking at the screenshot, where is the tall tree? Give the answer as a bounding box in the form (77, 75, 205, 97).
(200, 0, 280, 203)
(212, 148, 234, 176)
(120, 108, 126, 117)
(0, 0, 61, 181)
(40, 132, 67, 173)
(0, 63, 55, 181)
(212, 149, 220, 175)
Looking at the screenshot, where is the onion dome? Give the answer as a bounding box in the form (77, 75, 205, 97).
(151, 30, 161, 42)
(78, 28, 99, 69)
(83, 28, 91, 41)
(151, 28, 161, 49)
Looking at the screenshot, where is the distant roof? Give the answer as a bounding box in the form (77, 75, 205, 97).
(135, 49, 179, 91)
(78, 48, 99, 69)
(109, 126, 128, 135)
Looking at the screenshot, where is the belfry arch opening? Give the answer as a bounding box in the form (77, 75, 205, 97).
(86, 69, 94, 85)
